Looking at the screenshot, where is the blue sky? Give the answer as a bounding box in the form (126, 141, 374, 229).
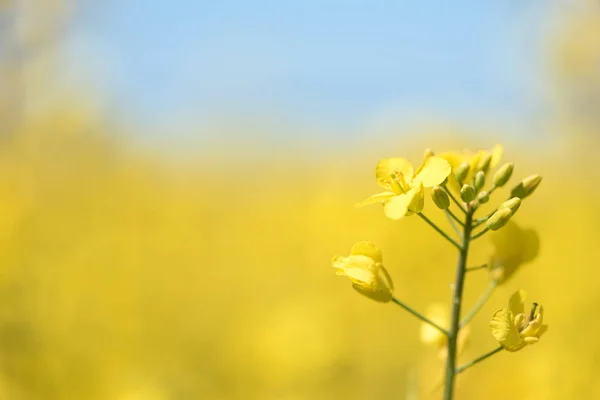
(66, 0, 559, 138)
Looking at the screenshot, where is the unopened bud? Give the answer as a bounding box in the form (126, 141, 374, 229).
(510, 175, 542, 199)
(499, 197, 521, 216)
(460, 184, 476, 203)
(478, 191, 490, 204)
(424, 148, 435, 159)
(477, 153, 493, 173)
(431, 186, 450, 209)
(474, 171, 486, 191)
(455, 161, 470, 183)
(486, 207, 513, 231)
(493, 163, 514, 187)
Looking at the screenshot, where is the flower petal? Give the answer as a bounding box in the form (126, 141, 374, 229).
(383, 192, 415, 220)
(376, 158, 413, 190)
(414, 156, 451, 187)
(508, 289, 526, 316)
(355, 191, 396, 208)
(350, 241, 383, 264)
(489, 308, 522, 350)
(352, 283, 393, 302)
(408, 182, 425, 213)
(490, 144, 504, 169)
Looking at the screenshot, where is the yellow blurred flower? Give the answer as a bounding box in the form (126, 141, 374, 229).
(440, 144, 503, 191)
(420, 303, 470, 359)
(332, 241, 394, 302)
(489, 290, 547, 352)
(488, 221, 540, 284)
(356, 155, 451, 220)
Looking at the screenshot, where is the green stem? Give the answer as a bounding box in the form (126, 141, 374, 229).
(443, 185, 467, 214)
(444, 210, 462, 240)
(417, 213, 461, 250)
(443, 208, 473, 400)
(470, 226, 489, 240)
(391, 297, 449, 336)
(459, 280, 497, 329)
(446, 209, 465, 227)
(456, 346, 503, 374)
(466, 264, 488, 272)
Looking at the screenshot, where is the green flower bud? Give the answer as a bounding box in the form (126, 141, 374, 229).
(477, 153, 493, 173)
(486, 207, 513, 231)
(455, 161, 470, 183)
(499, 197, 521, 216)
(510, 175, 542, 199)
(460, 184, 476, 203)
(493, 163, 514, 187)
(431, 186, 450, 209)
(474, 171, 486, 192)
(478, 191, 490, 204)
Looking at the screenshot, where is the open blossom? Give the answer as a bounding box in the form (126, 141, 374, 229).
(487, 221, 540, 284)
(356, 154, 451, 220)
(332, 241, 393, 302)
(489, 289, 547, 352)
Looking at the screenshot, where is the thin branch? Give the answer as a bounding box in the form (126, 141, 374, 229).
(442, 185, 467, 214)
(392, 297, 449, 336)
(417, 213, 461, 250)
(470, 226, 489, 240)
(466, 264, 488, 272)
(460, 280, 498, 328)
(456, 346, 504, 374)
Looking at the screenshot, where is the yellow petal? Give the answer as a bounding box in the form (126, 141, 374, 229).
(383, 192, 415, 220)
(352, 283, 393, 302)
(508, 289, 526, 316)
(332, 255, 373, 276)
(413, 156, 451, 187)
(376, 158, 413, 190)
(490, 144, 504, 169)
(355, 191, 396, 208)
(351, 241, 383, 264)
(408, 182, 425, 213)
(489, 308, 522, 350)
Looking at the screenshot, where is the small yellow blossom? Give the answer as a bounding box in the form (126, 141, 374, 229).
(440, 145, 503, 192)
(489, 289, 547, 352)
(488, 221, 540, 283)
(356, 155, 451, 220)
(420, 303, 470, 359)
(332, 241, 394, 302)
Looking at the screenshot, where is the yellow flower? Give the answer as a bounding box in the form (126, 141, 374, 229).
(356, 155, 451, 220)
(332, 241, 394, 302)
(488, 221, 540, 284)
(489, 290, 547, 352)
(440, 145, 503, 191)
(420, 303, 470, 359)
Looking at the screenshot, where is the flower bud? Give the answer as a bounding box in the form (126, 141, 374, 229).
(486, 207, 513, 231)
(460, 184, 476, 203)
(424, 148, 435, 159)
(455, 161, 470, 183)
(510, 175, 542, 199)
(431, 186, 450, 209)
(478, 191, 490, 204)
(493, 163, 514, 187)
(499, 197, 521, 216)
(477, 153, 493, 173)
(474, 171, 486, 192)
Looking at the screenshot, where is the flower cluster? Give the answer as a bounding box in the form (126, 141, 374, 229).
(331, 145, 546, 397)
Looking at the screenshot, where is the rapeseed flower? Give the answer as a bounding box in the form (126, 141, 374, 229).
(356, 155, 451, 220)
(489, 289, 547, 352)
(332, 241, 394, 302)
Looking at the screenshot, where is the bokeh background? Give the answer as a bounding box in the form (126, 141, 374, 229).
(0, 0, 599, 398)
